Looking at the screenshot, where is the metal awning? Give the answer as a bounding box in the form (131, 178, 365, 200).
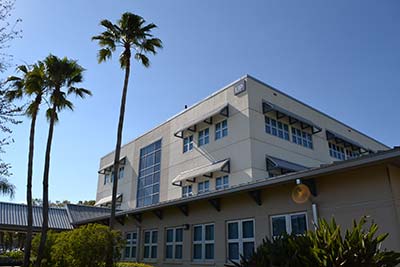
(325, 130, 369, 152)
(174, 103, 229, 138)
(95, 194, 122, 207)
(98, 157, 127, 175)
(172, 159, 230, 186)
(262, 100, 322, 134)
(266, 156, 308, 175)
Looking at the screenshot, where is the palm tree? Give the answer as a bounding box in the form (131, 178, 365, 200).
(0, 177, 14, 196)
(92, 12, 162, 229)
(6, 62, 46, 267)
(35, 55, 91, 267)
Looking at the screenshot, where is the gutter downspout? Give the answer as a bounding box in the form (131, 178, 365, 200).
(312, 203, 319, 229)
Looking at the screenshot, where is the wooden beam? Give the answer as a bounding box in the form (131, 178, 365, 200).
(248, 190, 262, 206)
(208, 198, 221, 212)
(153, 209, 163, 220)
(178, 204, 189, 216)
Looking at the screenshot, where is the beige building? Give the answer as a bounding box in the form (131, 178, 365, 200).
(86, 75, 399, 266)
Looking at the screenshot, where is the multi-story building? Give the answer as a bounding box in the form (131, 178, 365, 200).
(86, 75, 400, 266)
(95, 75, 387, 209)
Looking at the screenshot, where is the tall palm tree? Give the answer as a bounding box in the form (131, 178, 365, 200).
(92, 12, 162, 229)
(35, 55, 91, 267)
(6, 62, 46, 267)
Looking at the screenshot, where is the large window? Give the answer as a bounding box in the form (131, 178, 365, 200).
(193, 224, 215, 261)
(144, 230, 158, 260)
(271, 212, 307, 237)
(328, 142, 345, 160)
(198, 128, 210, 147)
(216, 175, 229, 190)
(292, 127, 313, 149)
(182, 185, 193, 197)
(198, 180, 210, 194)
(124, 232, 137, 260)
(183, 135, 194, 153)
(166, 227, 183, 260)
(265, 117, 289, 141)
(227, 219, 255, 262)
(215, 120, 228, 140)
(137, 140, 161, 207)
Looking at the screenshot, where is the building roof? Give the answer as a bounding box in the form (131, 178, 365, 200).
(0, 202, 112, 232)
(0, 202, 73, 231)
(76, 147, 400, 225)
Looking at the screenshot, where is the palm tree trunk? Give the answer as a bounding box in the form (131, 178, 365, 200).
(35, 103, 56, 267)
(110, 49, 131, 230)
(23, 106, 39, 267)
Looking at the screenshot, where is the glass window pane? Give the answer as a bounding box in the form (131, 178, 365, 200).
(131, 246, 136, 258)
(144, 246, 150, 258)
(205, 244, 214, 260)
(175, 228, 183, 242)
(151, 245, 157, 258)
(124, 247, 130, 258)
(228, 242, 239, 260)
(166, 245, 173, 259)
(205, 225, 214, 241)
(175, 244, 183, 259)
(194, 226, 202, 241)
(242, 220, 254, 238)
(167, 229, 173, 242)
(152, 231, 158, 243)
(144, 231, 150, 243)
(193, 244, 202, 260)
(291, 214, 307, 235)
(272, 216, 286, 237)
(243, 242, 255, 259)
(228, 222, 239, 239)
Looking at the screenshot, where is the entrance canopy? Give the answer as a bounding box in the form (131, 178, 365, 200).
(172, 159, 230, 186)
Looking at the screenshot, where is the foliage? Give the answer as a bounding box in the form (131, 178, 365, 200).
(1, 250, 24, 260)
(32, 224, 123, 267)
(115, 262, 153, 267)
(233, 217, 400, 267)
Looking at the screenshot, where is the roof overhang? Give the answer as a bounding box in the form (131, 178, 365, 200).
(262, 100, 322, 134)
(326, 130, 369, 153)
(174, 103, 230, 138)
(172, 159, 230, 186)
(266, 156, 308, 175)
(95, 193, 122, 207)
(75, 148, 400, 225)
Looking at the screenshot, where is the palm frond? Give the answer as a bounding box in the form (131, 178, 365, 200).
(67, 87, 92, 98)
(134, 53, 150, 67)
(0, 177, 15, 198)
(97, 48, 113, 63)
(46, 108, 58, 122)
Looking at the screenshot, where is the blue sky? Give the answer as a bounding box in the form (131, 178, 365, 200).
(1, 0, 399, 203)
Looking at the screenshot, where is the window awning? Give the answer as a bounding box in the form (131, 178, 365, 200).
(266, 156, 308, 175)
(95, 193, 122, 207)
(326, 130, 368, 152)
(172, 159, 230, 186)
(98, 157, 127, 175)
(174, 103, 229, 138)
(262, 100, 322, 134)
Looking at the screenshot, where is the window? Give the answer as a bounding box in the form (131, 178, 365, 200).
(193, 224, 215, 261)
(119, 166, 125, 179)
(346, 149, 360, 159)
(104, 173, 109, 185)
(166, 227, 183, 260)
(198, 180, 210, 194)
(265, 117, 289, 141)
(144, 230, 158, 259)
(291, 127, 313, 149)
(227, 219, 255, 262)
(124, 232, 137, 260)
(198, 128, 210, 147)
(215, 120, 228, 140)
(271, 212, 307, 237)
(183, 135, 194, 153)
(182, 185, 193, 197)
(329, 142, 345, 160)
(137, 140, 162, 207)
(216, 175, 229, 190)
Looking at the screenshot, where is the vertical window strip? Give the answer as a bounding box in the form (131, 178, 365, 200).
(193, 224, 215, 261)
(144, 230, 158, 259)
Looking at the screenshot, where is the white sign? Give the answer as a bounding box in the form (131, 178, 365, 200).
(234, 80, 246, 95)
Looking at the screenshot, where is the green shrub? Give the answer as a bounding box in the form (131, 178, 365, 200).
(31, 224, 123, 267)
(115, 262, 153, 267)
(234, 217, 400, 267)
(2, 250, 24, 260)
(31, 230, 59, 267)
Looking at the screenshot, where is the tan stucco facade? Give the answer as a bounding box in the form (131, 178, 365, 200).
(112, 161, 400, 267)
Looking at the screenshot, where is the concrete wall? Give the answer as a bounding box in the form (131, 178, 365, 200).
(96, 75, 389, 209)
(114, 163, 400, 267)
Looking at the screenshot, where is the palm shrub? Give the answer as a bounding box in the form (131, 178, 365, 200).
(233, 217, 400, 267)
